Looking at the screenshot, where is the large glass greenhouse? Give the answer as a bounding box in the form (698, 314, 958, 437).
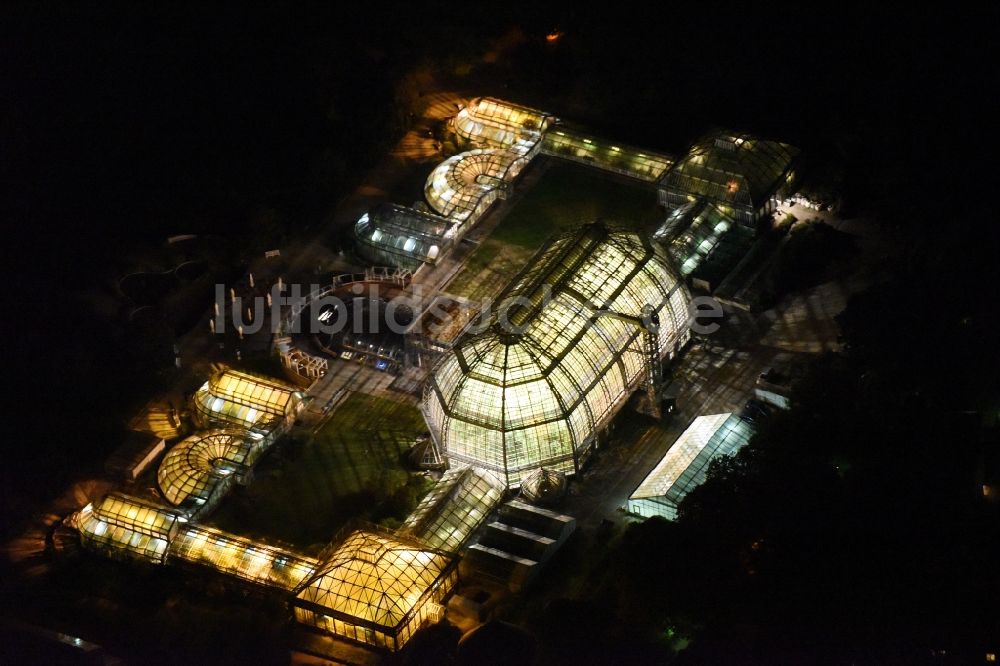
(192, 368, 305, 442)
(422, 222, 691, 487)
(78, 493, 182, 564)
(400, 466, 505, 553)
(658, 130, 799, 227)
(156, 429, 255, 516)
(293, 529, 457, 651)
(354, 202, 456, 270)
(626, 413, 754, 520)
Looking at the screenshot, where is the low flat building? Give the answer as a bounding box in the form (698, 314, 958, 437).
(104, 430, 166, 481)
(354, 202, 456, 270)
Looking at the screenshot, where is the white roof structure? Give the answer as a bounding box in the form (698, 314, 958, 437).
(627, 413, 754, 520)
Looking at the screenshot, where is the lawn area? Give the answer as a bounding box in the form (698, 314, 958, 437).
(208, 392, 432, 552)
(445, 161, 662, 301)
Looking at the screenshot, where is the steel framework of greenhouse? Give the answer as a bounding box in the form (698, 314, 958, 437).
(422, 222, 692, 487)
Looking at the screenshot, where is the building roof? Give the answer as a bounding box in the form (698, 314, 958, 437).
(354, 203, 456, 269)
(542, 128, 673, 181)
(169, 524, 318, 591)
(424, 148, 525, 222)
(659, 130, 799, 210)
(354, 203, 455, 270)
(453, 96, 552, 150)
(519, 467, 568, 505)
(78, 492, 181, 562)
(630, 413, 754, 515)
(654, 199, 736, 276)
(193, 368, 303, 433)
(157, 430, 252, 508)
(295, 530, 453, 631)
(400, 467, 504, 552)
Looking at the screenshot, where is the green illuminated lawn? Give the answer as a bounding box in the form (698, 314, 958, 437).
(445, 161, 661, 300)
(208, 392, 431, 552)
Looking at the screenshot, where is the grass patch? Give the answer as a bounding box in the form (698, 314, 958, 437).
(445, 162, 661, 299)
(209, 392, 431, 551)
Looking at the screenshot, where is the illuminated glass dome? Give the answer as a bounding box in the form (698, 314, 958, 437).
(157, 430, 252, 509)
(425, 148, 528, 223)
(422, 223, 691, 487)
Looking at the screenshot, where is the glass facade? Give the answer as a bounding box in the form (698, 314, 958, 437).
(654, 199, 735, 276)
(542, 129, 673, 181)
(169, 525, 317, 591)
(400, 466, 504, 552)
(78, 493, 181, 564)
(156, 430, 254, 514)
(354, 203, 456, 270)
(626, 413, 754, 520)
(423, 223, 691, 487)
(658, 130, 799, 226)
(452, 97, 552, 151)
(192, 368, 305, 440)
(424, 148, 530, 223)
(294, 530, 457, 651)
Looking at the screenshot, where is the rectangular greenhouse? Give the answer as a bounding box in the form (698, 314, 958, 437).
(400, 466, 505, 552)
(626, 413, 754, 520)
(452, 97, 553, 150)
(169, 525, 318, 591)
(542, 128, 673, 182)
(78, 493, 182, 564)
(654, 199, 736, 277)
(354, 202, 457, 270)
(192, 368, 305, 441)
